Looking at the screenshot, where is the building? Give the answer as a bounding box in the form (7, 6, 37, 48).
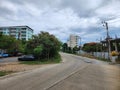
(101, 38, 120, 52)
(0, 26, 33, 40)
(67, 34, 79, 48)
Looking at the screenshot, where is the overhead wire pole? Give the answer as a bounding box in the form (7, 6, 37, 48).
(79, 36, 81, 54)
(77, 35, 81, 54)
(102, 21, 111, 61)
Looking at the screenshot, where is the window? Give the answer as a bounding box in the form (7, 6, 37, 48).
(22, 28, 26, 30)
(21, 31, 26, 33)
(22, 38, 26, 40)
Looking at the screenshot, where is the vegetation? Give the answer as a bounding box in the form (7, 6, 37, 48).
(62, 43, 79, 54)
(82, 42, 102, 53)
(20, 54, 61, 65)
(0, 34, 25, 55)
(111, 51, 119, 56)
(0, 31, 61, 63)
(0, 71, 14, 76)
(78, 54, 110, 62)
(25, 31, 61, 61)
(116, 57, 120, 64)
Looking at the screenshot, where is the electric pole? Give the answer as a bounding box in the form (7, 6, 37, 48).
(102, 21, 111, 60)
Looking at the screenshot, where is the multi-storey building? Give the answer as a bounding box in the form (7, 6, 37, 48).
(67, 34, 79, 48)
(0, 26, 33, 40)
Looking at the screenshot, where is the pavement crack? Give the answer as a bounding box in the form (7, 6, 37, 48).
(45, 64, 90, 90)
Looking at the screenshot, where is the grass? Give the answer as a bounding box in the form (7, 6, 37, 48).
(116, 58, 120, 64)
(0, 54, 61, 77)
(96, 57, 110, 62)
(77, 54, 110, 62)
(0, 71, 14, 77)
(20, 54, 62, 65)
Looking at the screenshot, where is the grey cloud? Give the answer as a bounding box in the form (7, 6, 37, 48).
(0, 7, 14, 17)
(0, 0, 120, 43)
(59, 0, 105, 17)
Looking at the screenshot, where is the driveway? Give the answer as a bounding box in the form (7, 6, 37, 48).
(0, 53, 120, 90)
(0, 57, 18, 63)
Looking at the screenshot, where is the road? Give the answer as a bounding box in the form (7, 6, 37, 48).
(0, 53, 120, 90)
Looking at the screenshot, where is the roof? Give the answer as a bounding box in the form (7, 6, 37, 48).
(0, 25, 33, 31)
(101, 38, 120, 43)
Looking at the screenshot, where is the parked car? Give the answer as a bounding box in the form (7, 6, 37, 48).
(0, 54, 2, 58)
(2, 53, 9, 57)
(18, 55, 35, 61)
(17, 53, 23, 56)
(0, 53, 9, 58)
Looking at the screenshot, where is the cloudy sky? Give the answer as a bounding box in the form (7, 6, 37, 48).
(0, 0, 120, 44)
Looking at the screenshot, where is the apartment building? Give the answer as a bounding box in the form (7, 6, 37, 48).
(67, 34, 79, 48)
(0, 26, 33, 40)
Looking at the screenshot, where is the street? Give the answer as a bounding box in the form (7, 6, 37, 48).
(0, 53, 120, 90)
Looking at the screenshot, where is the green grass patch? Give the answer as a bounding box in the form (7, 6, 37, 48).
(20, 54, 62, 65)
(0, 71, 14, 77)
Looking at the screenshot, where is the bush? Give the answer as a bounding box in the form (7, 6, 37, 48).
(25, 32, 61, 60)
(111, 51, 119, 56)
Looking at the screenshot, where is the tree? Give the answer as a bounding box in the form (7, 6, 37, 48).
(34, 45, 43, 59)
(62, 43, 68, 52)
(82, 42, 102, 53)
(82, 42, 96, 53)
(73, 46, 79, 54)
(25, 31, 61, 60)
(0, 35, 24, 55)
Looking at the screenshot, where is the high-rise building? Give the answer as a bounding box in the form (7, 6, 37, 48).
(0, 26, 33, 40)
(67, 34, 79, 48)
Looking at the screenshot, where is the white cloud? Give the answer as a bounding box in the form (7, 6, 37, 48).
(1, 0, 18, 12)
(0, 0, 120, 43)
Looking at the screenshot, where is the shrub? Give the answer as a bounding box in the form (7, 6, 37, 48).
(111, 51, 119, 56)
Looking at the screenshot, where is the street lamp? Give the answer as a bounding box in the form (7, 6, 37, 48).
(102, 21, 111, 60)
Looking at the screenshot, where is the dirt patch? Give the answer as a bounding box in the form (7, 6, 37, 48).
(0, 62, 45, 72)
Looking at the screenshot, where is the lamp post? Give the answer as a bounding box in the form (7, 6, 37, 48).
(102, 21, 111, 60)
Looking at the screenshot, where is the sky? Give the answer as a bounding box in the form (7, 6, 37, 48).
(0, 0, 120, 44)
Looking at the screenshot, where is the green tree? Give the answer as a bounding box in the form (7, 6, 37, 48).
(34, 45, 43, 59)
(73, 46, 79, 54)
(25, 31, 61, 60)
(82, 42, 102, 53)
(0, 35, 24, 55)
(62, 43, 68, 52)
(82, 42, 96, 53)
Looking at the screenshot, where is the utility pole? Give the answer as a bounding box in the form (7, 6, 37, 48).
(100, 37, 103, 58)
(115, 35, 118, 52)
(78, 36, 81, 54)
(79, 37, 81, 49)
(102, 21, 111, 60)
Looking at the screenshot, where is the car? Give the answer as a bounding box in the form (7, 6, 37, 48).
(0, 54, 2, 58)
(0, 53, 9, 58)
(2, 53, 9, 57)
(18, 55, 35, 61)
(17, 53, 23, 56)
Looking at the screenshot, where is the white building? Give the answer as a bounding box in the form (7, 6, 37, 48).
(0, 26, 33, 41)
(67, 34, 79, 48)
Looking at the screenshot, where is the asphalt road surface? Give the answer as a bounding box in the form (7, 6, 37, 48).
(0, 53, 120, 90)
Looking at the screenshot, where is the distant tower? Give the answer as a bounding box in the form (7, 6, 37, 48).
(68, 34, 79, 48)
